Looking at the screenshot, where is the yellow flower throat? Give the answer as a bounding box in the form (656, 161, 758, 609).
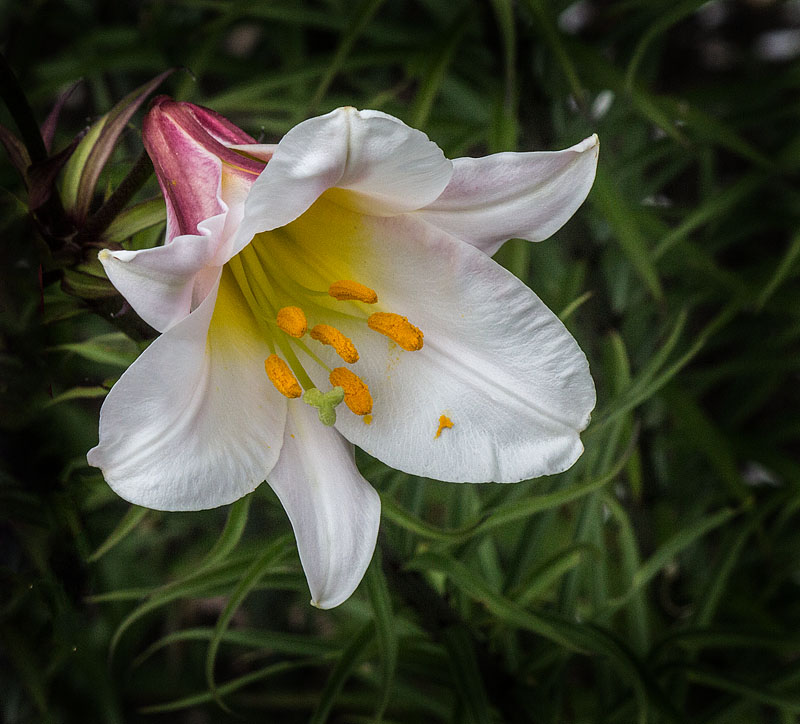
(224, 236, 424, 427)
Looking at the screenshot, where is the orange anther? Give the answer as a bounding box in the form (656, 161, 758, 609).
(328, 279, 378, 304)
(265, 355, 302, 398)
(329, 367, 373, 416)
(367, 312, 424, 351)
(310, 324, 359, 363)
(276, 306, 307, 338)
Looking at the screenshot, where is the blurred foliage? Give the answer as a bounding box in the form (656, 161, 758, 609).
(2, 0, 800, 722)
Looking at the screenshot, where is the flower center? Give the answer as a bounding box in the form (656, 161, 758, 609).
(225, 233, 424, 427)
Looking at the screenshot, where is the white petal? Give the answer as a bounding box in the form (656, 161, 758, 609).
(417, 135, 599, 256)
(230, 107, 452, 258)
(284, 196, 594, 483)
(267, 401, 380, 609)
(98, 213, 225, 333)
(87, 269, 286, 510)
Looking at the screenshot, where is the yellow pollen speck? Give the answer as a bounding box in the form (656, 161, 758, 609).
(367, 312, 424, 351)
(329, 367, 373, 415)
(310, 324, 359, 363)
(276, 306, 307, 337)
(328, 279, 378, 304)
(265, 354, 302, 399)
(435, 414, 453, 439)
(363, 414, 373, 425)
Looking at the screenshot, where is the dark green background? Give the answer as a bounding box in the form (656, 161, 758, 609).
(2, 1, 800, 722)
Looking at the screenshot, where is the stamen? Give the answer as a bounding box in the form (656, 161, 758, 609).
(303, 387, 345, 426)
(367, 312, 424, 351)
(276, 306, 307, 338)
(310, 324, 359, 363)
(328, 279, 378, 304)
(435, 414, 454, 439)
(265, 354, 302, 398)
(329, 367, 373, 416)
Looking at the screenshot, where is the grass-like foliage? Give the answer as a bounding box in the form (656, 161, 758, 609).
(2, 0, 800, 722)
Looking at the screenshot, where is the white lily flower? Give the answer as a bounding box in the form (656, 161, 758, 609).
(88, 98, 598, 609)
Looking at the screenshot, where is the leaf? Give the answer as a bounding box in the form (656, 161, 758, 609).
(43, 386, 108, 407)
(757, 230, 800, 310)
(49, 332, 139, 367)
(197, 495, 252, 571)
(309, 622, 375, 724)
(61, 114, 107, 212)
(104, 196, 166, 243)
(74, 68, 174, 220)
(41, 79, 83, 152)
(205, 535, 290, 710)
(0, 122, 31, 179)
(87, 505, 148, 562)
(442, 626, 492, 724)
(133, 627, 339, 669)
(364, 555, 397, 723)
(140, 660, 314, 714)
(592, 168, 664, 301)
(606, 507, 738, 612)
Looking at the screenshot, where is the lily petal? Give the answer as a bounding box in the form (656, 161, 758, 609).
(267, 400, 381, 609)
(87, 269, 287, 510)
(98, 212, 226, 332)
(287, 195, 594, 482)
(231, 107, 453, 258)
(417, 135, 599, 256)
(143, 98, 263, 243)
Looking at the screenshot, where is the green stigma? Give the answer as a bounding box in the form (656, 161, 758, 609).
(303, 386, 345, 426)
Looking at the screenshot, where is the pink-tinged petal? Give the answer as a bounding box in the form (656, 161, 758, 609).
(417, 135, 599, 256)
(184, 101, 256, 145)
(283, 195, 594, 483)
(143, 98, 264, 242)
(267, 401, 380, 609)
(87, 268, 286, 510)
(230, 107, 452, 258)
(229, 143, 277, 163)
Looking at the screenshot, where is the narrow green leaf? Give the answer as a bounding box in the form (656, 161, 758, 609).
(88, 505, 148, 562)
(305, 0, 386, 116)
(309, 622, 375, 724)
(757, 230, 800, 309)
(140, 660, 313, 714)
(654, 174, 764, 260)
(443, 626, 492, 724)
(365, 555, 398, 724)
(74, 69, 174, 220)
(205, 536, 290, 710)
(687, 668, 800, 712)
(410, 13, 469, 128)
(133, 627, 338, 669)
(50, 332, 139, 367)
(592, 169, 664, 301)
(197, 495, 252, 571)
(510, 545, 590, 608)
(61, 114, 107, 212)
(44, 386, 108, 407)
(104, 196, 166, 243)
(607, 507, 737, 611)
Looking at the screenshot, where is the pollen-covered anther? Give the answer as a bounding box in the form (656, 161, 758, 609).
(328, 279, 378, 304)
(367, 312, 424, 351)
(265, 354, 302, 399)
(329, 367, 373, 416)
(276, 306, 307, 338)
(310, 324, 359, 363)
